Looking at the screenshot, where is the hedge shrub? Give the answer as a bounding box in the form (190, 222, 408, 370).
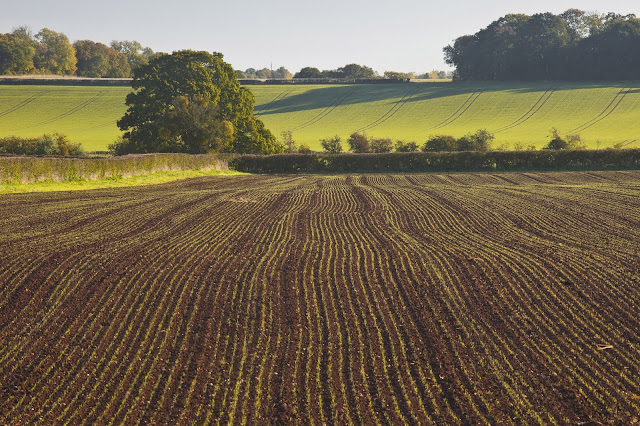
(230, 150, 640, 174)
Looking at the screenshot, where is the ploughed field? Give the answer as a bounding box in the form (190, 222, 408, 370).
(2, 82, 640, 151)
(1, 171, 640, 424)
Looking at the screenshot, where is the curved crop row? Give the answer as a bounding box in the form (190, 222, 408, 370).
(1, 171, 639, 423)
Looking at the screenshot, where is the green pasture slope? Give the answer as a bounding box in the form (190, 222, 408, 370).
(1, 82, 639, 151)
(254, 82, 640, 150)
(0, 85, 130, 152)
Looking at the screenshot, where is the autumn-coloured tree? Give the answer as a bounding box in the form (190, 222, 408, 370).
(33, 28, 76, 75)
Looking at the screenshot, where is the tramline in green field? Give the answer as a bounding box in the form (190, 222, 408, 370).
(1, 82, 639, 152)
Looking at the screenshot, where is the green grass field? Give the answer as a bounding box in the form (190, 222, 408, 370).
(1, 82, 639, 151)
(0, 85, 130, 151)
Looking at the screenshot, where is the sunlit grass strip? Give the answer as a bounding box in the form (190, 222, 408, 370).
(0, 153, 231, 185)
(0, 168, 241, 193)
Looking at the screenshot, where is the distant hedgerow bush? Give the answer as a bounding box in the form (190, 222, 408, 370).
(347, 132, 370, 153)
(543, 128, 586, 150)
(422, 135, 458, 152)
(0, 133, 84, 156)
(422, 129, 495, 152)
(321, 135, 343, 154)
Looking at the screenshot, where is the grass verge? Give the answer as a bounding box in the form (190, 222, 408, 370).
(0, 168, 244, 194)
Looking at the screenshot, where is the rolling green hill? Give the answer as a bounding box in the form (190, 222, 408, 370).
(0, 85, 130, 152)
(1, 82, 639, 152)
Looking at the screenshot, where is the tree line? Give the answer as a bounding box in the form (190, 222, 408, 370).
(236, 64, 451, 80)
(284, 128, 598, 155)
(0, 27, 156, 78)
(444, 10, 640, 81)
(292, 64, 451, 80)
(1, 26, 450, 81)
(236, 67, 293, 79)
(274, 130, 495, 155)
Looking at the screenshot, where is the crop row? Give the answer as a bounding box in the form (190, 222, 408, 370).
(1, 171, 639, 423)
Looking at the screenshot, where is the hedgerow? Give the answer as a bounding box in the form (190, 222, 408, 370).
(0, 153, 229, 184)
(230, 149, 640, 174)
(0, 134, 84, 156)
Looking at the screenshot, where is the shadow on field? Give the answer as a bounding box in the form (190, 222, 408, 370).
(253, 82, 639, 115)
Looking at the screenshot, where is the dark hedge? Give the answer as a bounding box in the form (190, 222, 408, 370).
(230, 150, 640, 174)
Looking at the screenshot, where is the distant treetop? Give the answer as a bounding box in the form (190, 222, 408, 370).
(444, 10, 640, 81)
(0, 27, 157, 77)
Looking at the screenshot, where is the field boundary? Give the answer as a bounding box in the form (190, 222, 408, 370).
(3, 150, 640, 186)
(0, 153, 230, 184)
(231, 150, 640, 174)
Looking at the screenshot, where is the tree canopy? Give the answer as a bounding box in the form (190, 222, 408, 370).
(292, 63, 379, 79)
(0, 32, 35, 75)
(294, 67, 323, 78)
(237, 66, 292, 79)
(336, 63, 378, 79)
(33, 28, 77, 75)
(0, 28, 155, 77)
(110, 40, 156, 75)
(444, 10, 640, 81)
(115, 50, 281, 155)
(74, 40, 130, 78)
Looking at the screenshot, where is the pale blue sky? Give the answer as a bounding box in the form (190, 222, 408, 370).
(1, 0, 638, 74)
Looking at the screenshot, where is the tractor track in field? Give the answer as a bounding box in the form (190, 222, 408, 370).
(20, 92, 106, 129)
(253, 90, 292, 117)
(614, 138, 639, 148)
(291, 89, 355, 131)
(354, 87, 420, 133)
(492, 88, 556, 133)
(426, 90, 484, 131)
(570, 87, 631, 133)
(81, 119, 119, 131)
(0, 93, 43, 118)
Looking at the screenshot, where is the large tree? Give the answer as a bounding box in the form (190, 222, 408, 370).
(116, 50, 281, 154)
(33, 28, 76, 75)
(74, 40, 130, 78)
(0, 33, 35, 75)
